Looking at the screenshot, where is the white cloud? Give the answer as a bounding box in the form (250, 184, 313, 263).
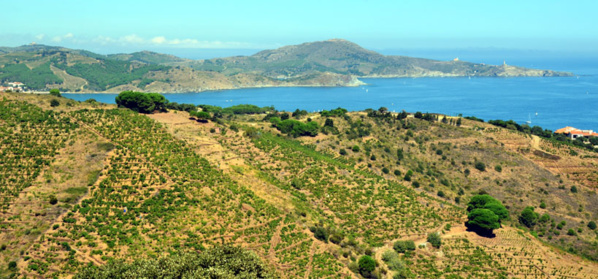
(51, 33, 76, 43)
(89, 34, 258, 49)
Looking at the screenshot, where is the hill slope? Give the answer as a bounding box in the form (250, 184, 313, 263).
(0, 93, 596, 278)
(0, 40, 572, 93)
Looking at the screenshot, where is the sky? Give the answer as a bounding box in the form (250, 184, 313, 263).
(2, 0, 597, 59)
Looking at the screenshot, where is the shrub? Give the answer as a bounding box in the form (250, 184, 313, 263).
(50, 99, 60, 107)
(352, 145, 360, 152)
(427, 232, 442, 248)
(313, 227, 329, 242)
(494, 165, 502, 172)
(437, 191, 445, 198)
(587, 221, 596, 230)
(519, 206, 539, 228)
(394, 170, 401, 176)
(382, 250, 403, 271)
(339, 149, 347, 156)
(393, 240, 415, 253)
(382, 167, 389, 174)
(475, 161, 486, 171)
(8, 261, 17, 270)
(49, 194, 58, 205)
(570, 186, 578, 193)
(358, 255, 376, 277)
(567, 229, 577, 236)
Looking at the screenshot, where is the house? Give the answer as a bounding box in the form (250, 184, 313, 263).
(554, 126, 598, 139)
(0, 86, 14, 92)
(8, 82, 24, 88)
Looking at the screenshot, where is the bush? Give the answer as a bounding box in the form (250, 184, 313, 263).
(393, 240, 415, 253)
(352, 145, 360, 152)
(8, 261, 17, 270)
(437, 191, 445, 198)
(494, 165, 502, 172)
(587, 221, 596, 230)
(427, 232, 442, 248)
(570, 186, 578, 193)
(50, 99, 60, 107)
(382, 167, 389, 174)
(358, 255, 376, 276)
(313, 227, 329, 242)
(519, 206, 539, 228)
(49, 194, 58, 205)
(475, 161, 486, 171)
(339, 149, 347, 156)
(382, 250, 403, 271)
(567, 229, 577, 236)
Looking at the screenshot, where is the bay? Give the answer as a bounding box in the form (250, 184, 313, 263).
(64, 57, 598, 132)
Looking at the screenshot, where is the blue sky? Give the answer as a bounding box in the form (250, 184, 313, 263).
(2, 0, 597, 58)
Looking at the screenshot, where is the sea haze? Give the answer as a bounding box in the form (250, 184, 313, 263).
(65, 56, 598, 132)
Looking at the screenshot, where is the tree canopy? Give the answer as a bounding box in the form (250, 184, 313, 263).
(466, 194, 508, 235)
(115, 91, 168, 113)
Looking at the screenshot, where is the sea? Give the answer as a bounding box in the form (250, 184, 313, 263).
(64, 54, 598, 132)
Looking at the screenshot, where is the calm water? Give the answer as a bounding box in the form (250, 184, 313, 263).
(64, 57, 598, 131)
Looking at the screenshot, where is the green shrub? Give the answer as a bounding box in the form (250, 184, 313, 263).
(339, 149, 347, 155)
(382, 250, 403, 271)
(49, 88, 61, 97)
(8, 261, 17, 270)
(588, 221, 597, 230)
(475, 161, 486, 171)
(50, 99, 60, 107)
(393, 240, 415, 253)
(427, 232, 442, 248)
(519, 206, 539, 228)
(358, 255, 376, 277)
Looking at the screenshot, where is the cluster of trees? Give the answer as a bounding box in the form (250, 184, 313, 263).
(75, 245, 275, 278)
(115, 91, 168, 113)
(320, 107, 347, 117)
(466, 194, 509, 236)
(0, 62, 62, 89)
(269, 117, 319, 137)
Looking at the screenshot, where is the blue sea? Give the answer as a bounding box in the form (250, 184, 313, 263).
(64, 55, 598, 132)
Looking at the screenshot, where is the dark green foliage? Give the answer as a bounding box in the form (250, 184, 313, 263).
(313, 226, 329, 242)
(339, 149, 347, 156)
(74, 245, 275, 279)
(494, 165, 502, 172)
(115, 91, 167, 113)
(49, 194, 58, 205)
(8, 261, 17, 270)
(393, 240, 415, 253)
(587, 221, 596, 230)
(466, 195, 508, 234)
(50, 99, 60, 107)
(166, 102, 197, 112)
(467, 209, 500, 231)
(382, 167, 390, 174)
(358, 255, 376, 276)
(414, 111, 423, 119)
(190, 111, 211, 122)
(519, 206, 539, 228)
(403, 170, 413, 181)
(567, 228, 577, 236)
(427, 232, 442, 248)
(474, 161, 486, 171)
(49, 89, 61, 97)
(437, 190, 445, 198)
(320, 107, 347, 117)
(352, 145, 360, 152)
(292, 108, 308, 118)
(464, 116, 484, 122)
(570, 186, 578, 193)
(223, 104, 274, 114)
(270, 118, 319, 137)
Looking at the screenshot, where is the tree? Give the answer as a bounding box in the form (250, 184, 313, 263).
(190, 111, 211, 122)
(115, 91, 169, 114)
(519, 206, 539, 228)
(414, 111, 423, 119)
(466, 194, 508, 235)
(49, 88, 61, 97)
(358, 255, 376, 277)
(468, 209, 500, 231)
(427, 232, 442, 248)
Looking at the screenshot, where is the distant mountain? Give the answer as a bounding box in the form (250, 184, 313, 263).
(0, 40, 573, 93)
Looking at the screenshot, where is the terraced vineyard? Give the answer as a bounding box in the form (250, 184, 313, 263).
(1, 93, 597, 278)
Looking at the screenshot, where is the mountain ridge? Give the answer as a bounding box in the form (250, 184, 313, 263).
(0, 40, 573, 93)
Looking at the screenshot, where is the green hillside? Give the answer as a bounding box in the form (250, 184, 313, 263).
(1, 93, 596, 278)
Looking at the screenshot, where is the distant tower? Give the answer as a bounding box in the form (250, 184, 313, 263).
(503, 60, 507, 66)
